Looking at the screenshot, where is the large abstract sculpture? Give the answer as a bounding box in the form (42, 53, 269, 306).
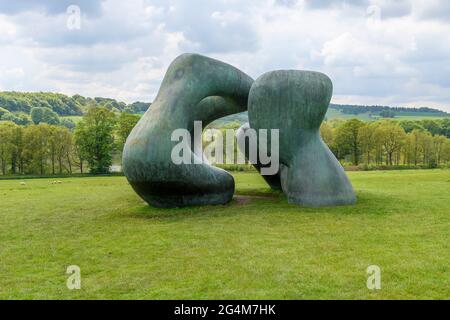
(123, 53, 356, 208)
(240, 70, 356, 206)
(123, 53, 253, 207)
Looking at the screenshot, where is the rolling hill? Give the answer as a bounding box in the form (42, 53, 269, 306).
(1, 91, 448, 126)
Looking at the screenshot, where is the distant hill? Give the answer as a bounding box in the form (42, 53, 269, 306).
(328, 104, 448, 119)
(0, 91, 151, 116)
(209, 103, 449, 127)
(1, 91, 448, 124)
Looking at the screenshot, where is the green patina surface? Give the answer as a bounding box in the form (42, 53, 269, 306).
(247, 70, 356, 207)
(124, 54, 355, 208)
(123, 53, 253, 207)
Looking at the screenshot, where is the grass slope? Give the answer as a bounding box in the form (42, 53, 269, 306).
(207, 109, 450, 126)
(0, 170, 449, 299)
(325, 109, 450, 121)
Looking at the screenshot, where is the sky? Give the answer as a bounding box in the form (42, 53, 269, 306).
(0, 0, 450, 112)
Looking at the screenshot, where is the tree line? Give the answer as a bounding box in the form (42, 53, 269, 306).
(0, 108, 140, 176)
(0, 91, 151, 125)
(329, 103, 448, 117)
(1, 110, 449, 176)
(321, 118, 450, 167)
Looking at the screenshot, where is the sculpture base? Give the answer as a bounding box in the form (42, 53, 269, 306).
(129, 180, 234, 208)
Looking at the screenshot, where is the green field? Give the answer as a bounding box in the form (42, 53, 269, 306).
(0, 170, 449, 299)
(210, 109, 450, 126)
(324, 109, 449, 122)
(61, 116, 83, 124)
(325, 109, 375, 121)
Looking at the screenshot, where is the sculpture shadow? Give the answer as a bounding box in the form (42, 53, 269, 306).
(125, 189, 393, 223)
(127, 192, 283, 222)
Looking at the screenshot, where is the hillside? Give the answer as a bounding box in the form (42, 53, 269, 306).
(328, 104, 449, 120)
(0, 91, 151, 117)
(1, 91, 448, 127)
(209, 105, 449, 127)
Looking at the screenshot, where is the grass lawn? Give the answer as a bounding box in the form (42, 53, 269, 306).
(0, 170, 449, 299)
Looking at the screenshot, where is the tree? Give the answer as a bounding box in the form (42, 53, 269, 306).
(433, 135, 447, 164)
(379, 110, 395, 118)
(0, 107, 10, 118)
(334, 119, 364, 165)
(1, 112, 29, 125)
(17, 113, 31, 125)
(48, 126, 72, 174)
(126, 101, 151, 114)
(358, 123, 377, 164)
(74, 107, 116, 174)
(403, 132, 416, 165)
(374, 121, 406, 165)
(53, 126, 73, 174)
(30, 107, 44, 124)
(60, 118, 76, 130)
(12, 125, 25, 174)
(442, 139, 450, 164)
(421, 119, 440, 136)
(320, 122, 334, 147)
(439, 118, 449, 138)
(0, 122, 16, 175)
(399, 120, 424, 133)
(417, 130, 433, 165)
(407, 129, 423, 165)
(116, 112, 140, 152)
(31, 107, 60, 125)
(72, 142, 85, 174)
(23, 124, 51, 175)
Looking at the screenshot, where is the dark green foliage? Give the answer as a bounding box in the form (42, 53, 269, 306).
(74, 107, 117, 174)
(330, 103, 449, 117)
(1, 112, 31, 125)
(126, 101, 151, 114)
(380, 109, 396, 118)
(440, 118, 450, 138)
(0, 91, 150, 117)
(17, 113, 31, 125)
(334, 119, 365, 165)
(0, 107, 9, 117)
(399, 120, 425, 133)
(30, 107, 60, 125)
(94, 97, 127, 112)
(60, 118, 76, 130)
(420, 119, 441, 136)
(1, 112, 19, 123)
(399, 119, 449, 137)
(116, 112, 140, 151)
(0, 92, 83, 116)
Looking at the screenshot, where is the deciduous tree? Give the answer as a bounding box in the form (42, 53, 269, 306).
(74, 107, 116, 174)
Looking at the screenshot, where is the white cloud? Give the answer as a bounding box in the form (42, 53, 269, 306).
(0, 0, 449, 112)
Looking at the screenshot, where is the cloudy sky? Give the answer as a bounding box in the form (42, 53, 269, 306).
(1, 0, 450, 111)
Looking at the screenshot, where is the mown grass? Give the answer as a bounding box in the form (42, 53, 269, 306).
(0, 170, 448, 299)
